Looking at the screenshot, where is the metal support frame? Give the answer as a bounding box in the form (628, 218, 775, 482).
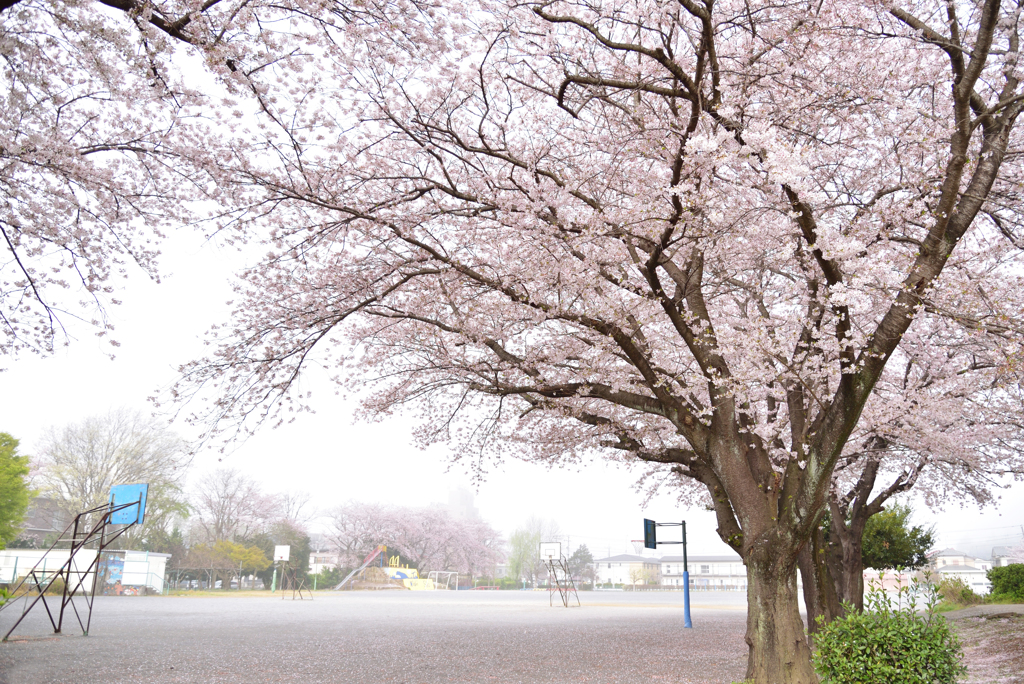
(280, 567, 313, 600)
(0, 499, 141, 641)
(643, 519, 692, 628)
(545, 558, 580, 607)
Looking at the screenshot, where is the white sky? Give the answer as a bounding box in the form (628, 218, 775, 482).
(2, 229, 1022, 561)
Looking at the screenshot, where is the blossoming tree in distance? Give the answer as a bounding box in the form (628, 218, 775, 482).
(8, 0, 1023, 681)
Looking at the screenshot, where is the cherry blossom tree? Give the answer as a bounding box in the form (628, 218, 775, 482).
(0, 0, 308, 360)
(324, 501, 403, 567)
(159, 0, 1024, 681)
(325, 501, 503, 576)
(801, 365, 1024, 629)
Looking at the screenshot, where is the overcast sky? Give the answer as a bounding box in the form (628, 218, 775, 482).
(2, 228, 1021, 561)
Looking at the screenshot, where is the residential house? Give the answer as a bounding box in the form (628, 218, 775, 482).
(926, 547, 994, 595)
(990, 546, 1021, 568)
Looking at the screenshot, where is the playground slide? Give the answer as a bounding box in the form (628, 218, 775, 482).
(333, 546, 385, 590)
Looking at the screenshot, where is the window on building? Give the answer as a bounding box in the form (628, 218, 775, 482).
(608, 563, 611, 569)
(700, 565, 710, 574)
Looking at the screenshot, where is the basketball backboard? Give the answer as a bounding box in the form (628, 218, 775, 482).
(109, 483, 149, 525)
(539, 542, 561, 561)
(274, 545, 291, 562)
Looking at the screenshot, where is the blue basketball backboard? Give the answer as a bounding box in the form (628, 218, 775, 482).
(644, 518, 657, 549)
(109, 483, 149, 525)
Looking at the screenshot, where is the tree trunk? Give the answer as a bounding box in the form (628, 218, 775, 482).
(827, 509, 868, 612)
(838, 535, 865, 611)
(798, 526, 842, 638)
(744, 549, 818, 684)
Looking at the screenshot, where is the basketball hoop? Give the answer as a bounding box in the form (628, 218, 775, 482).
(539, 542, 561, 561)
(631, 540, 645, 555)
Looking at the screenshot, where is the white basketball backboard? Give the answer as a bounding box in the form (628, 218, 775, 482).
(274, 545, 290, 562)
(539, 542, 561, 561)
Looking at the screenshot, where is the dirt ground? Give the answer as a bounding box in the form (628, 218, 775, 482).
(0, 591, 750, 684)
(951, 610, 1024, 684)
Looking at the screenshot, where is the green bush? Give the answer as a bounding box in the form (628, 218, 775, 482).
(987, 564, 1024, 601)
(813, 576, 965, 684)
(936, 576, 983, 607)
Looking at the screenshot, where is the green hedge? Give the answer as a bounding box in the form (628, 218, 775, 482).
(987, 564, 1024, 602)
(813, 576, 965, 684)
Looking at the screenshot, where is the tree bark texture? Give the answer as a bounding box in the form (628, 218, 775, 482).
(798, 525, 842, 636)
(745, 546, 817, 684)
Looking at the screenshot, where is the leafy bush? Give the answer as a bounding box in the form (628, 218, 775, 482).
(987, 564, 1024, 602)
(813, 575, 965, 684)
(936, 576, 983, 607)
(308, 566, 343, 589)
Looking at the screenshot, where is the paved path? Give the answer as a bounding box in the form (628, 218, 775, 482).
(943, 603, 1024, 620)
(0, 591, 749, 684)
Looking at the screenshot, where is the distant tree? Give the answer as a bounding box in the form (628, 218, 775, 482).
(142, 525, 187, 559)
(212, 540, 270, 589)
(860, 504, 935, 571)
(248, 520, 311, 590)
(628, 566, 648, 588)
(506, 518, 559, 585)
(393, 506, 503, 576)
(324, 501, 502, 577)
(1011, 542, 1024, 564)
(191, 468, 280, 542)
(34, 410, 189, 548)
(0, 433, 32, 548)
(567, 545, 595, 582)
(323, 502, 401, 567)
(278, 491, 314, 527)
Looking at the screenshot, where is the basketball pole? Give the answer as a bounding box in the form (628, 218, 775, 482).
(643, 517, 692, 628)
(682, 520, 692, 628)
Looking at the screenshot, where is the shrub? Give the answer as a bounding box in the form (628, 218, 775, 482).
(813, 576, 965, 684)
(936, 576, 983, 607)
(987, 564, 1024, 602)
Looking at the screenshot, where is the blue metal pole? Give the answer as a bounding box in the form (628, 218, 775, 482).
(683, 570, 692, 628)
(683, 521, 692, 628)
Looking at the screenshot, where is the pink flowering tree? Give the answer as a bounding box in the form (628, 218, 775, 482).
(802, 357, 1024, 626)
(153, 0, 1024, 681)
(324, 502, 503, 576)
(0, 0, 309, 359)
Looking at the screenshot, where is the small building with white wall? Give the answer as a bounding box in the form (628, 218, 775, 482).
(0, 549, 170, 594)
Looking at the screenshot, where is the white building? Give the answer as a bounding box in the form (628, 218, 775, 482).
(926, 547, 994, 595)
(990, 546, 1021, 568)
(593, 554, 662, 585)
(0, 549, 170, 594)
(661, 554, 746, 591)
